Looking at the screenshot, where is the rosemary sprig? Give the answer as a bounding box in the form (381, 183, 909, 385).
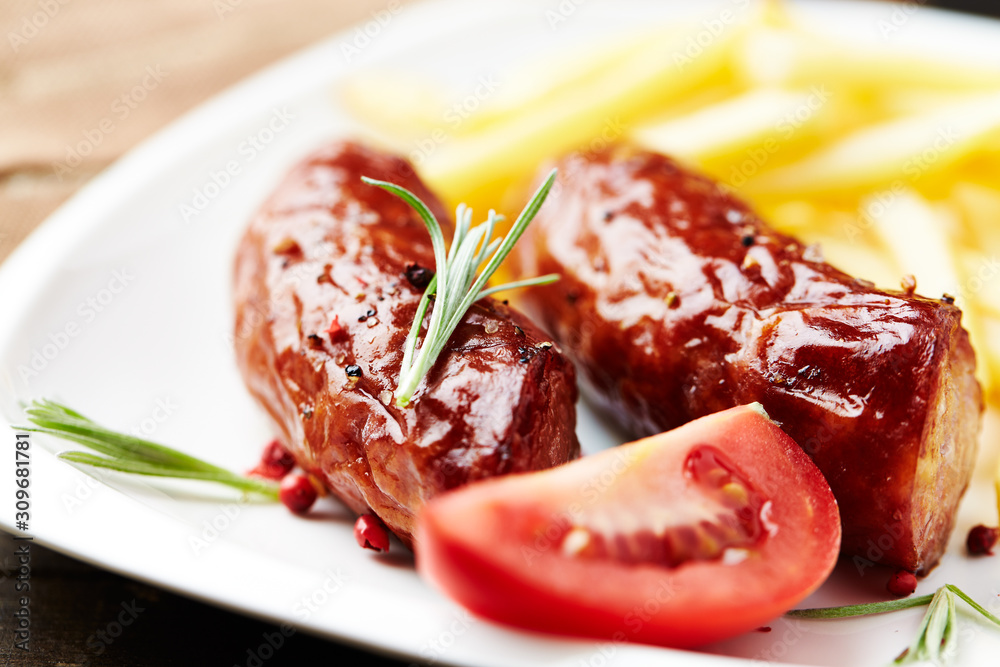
(362, 170, 560, 407)
(898, 585, 958, 665)
(788, 584, 1000, 665)
(788, 594, 936, 619)
(16, 399, 278, 498)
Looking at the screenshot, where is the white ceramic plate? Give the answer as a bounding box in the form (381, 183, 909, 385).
(2, 1, 1000, 665)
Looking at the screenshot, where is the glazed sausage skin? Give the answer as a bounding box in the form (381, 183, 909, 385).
(513, 147, 982, 574)
(234, 141, 579, 547)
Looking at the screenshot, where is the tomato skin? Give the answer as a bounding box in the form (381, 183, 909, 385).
(416, 404, 841, 648)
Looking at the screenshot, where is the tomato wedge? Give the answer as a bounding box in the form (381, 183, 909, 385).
(416, 404, 840, 648)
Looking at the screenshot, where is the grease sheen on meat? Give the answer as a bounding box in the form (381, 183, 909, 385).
(234, 142, 579, 547)
(513, 147, 982, 574)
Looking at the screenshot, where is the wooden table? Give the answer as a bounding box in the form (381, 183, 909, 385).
(1, 0, 998, 665)
(0, 0, 417, 266)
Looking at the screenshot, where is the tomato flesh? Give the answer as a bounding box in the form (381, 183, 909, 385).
(416, 404, 841, 649)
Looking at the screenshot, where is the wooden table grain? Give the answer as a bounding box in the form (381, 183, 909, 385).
(2, 0, 999, 665)
(0, 0, 415, 265)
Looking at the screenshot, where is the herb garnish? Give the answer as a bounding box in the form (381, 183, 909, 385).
(788, 584, 1000, 665)
(16, 399, 278, 498)
(362, 170, 560, 407)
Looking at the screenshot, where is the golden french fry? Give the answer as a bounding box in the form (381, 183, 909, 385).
(467, 0, 788, 139)
(735, 25, 1000, 93)
(876, 89, 985, 118)
(960, 250, 1000, 320)
(951, 180, 1000, 251)
(747, 92, 1000, 196)
(864, 189, 962, 299)
(863, 189, 992, 392)
(455, 29, 671, 137)
(984, 317, 1000, 402)
(632, 88, 831, 167)
(753, 199, 826, 234)
(420, 16, 748, 213)
(949, 183, 1000, 324)
(339, 72, 453, 142)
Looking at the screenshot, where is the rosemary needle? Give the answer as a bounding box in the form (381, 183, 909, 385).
(362, 169, 560, 408)
(787, 594, 936, 619)
(16, 399, 278, 498)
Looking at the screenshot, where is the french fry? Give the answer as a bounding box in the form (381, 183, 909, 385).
(454, 29, 672, 138)
(420, 17, 747, 214)
(863, 189, 992, 392)
(960, 250, 1000, 320)
(338, 26, 728, 146)
(865, 190, 962, 301)
(753, 199, 826, 234)
(995, 410, 1000, 520)
(631, 89, 830, 168)
(735, 25, 1000, 93)
(876, 89, 986, 118)
(984, 317, 1000, 408)
(951, 180, 1000, 253)
(747, 92, 1000, 196)
(949, 183, 1000, 325)
(340, 72, 452, 143)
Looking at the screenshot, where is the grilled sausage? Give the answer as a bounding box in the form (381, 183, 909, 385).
(234, 141, 579, 547)
(512, 146, 982, 574)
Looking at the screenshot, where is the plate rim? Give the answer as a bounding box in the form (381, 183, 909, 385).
(2, 1, 1000, 666)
